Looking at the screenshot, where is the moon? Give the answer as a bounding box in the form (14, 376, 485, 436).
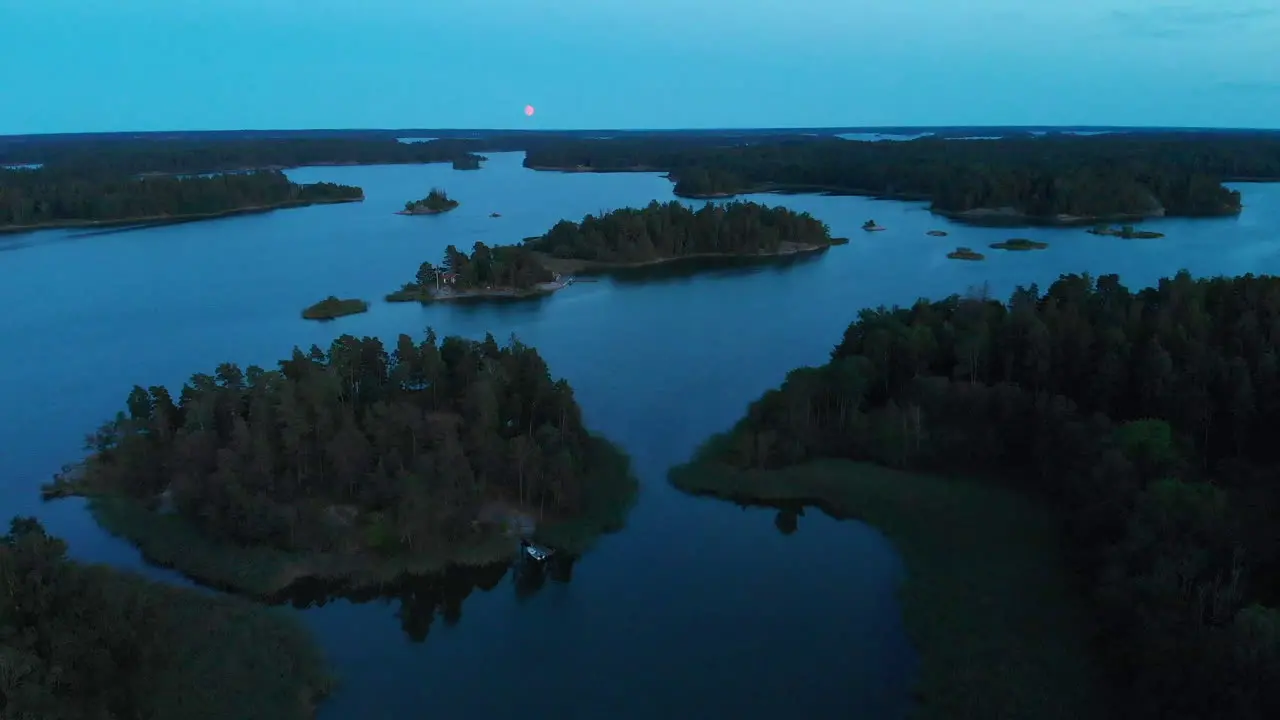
(524, 105, 535, 117)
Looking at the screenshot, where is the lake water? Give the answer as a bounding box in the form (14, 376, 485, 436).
(2, 151, 1278, 718)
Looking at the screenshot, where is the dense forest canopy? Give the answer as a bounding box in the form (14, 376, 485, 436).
(52, 330, 611, 559)
(0, 168, 360, 229)
(523, 199, 838, 263)
(692, 270, 1280, 718)
(0, 517, 330, 720)
(0, 138, 484, 177)
(403, 187, 459, 213)
(523, 134, 1280, 220)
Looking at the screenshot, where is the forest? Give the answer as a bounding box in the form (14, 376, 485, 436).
(0, 517, 331, 720)
(402, 187, 459, 214)
(521, 133, 1280, 221)
(0, 138, 484, 176)
(0, 167, 361, 230)
(389, 242, 556, 301)
(523, 199, 840, 264)
(683, 270, 1280, 718)
(44, 330, 633, 588)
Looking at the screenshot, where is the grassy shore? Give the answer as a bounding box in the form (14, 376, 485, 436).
(54, 438, 637, 599)
(669, 458, 1105, 720)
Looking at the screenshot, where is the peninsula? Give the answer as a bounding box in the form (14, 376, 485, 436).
(1, 517, 332, 720)
(670, 271, 1280, 719)
(453, 155, 483, 170)
(0, 168, 363, 233)
(520, 133, 1280, 225)
(521, 199, 847, 274)
(387, 242, 566, 303)
(398, 188, 459, 215)
(43, 330, 638, 597)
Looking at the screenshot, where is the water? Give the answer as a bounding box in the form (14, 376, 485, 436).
(3, 151, 1279, 718)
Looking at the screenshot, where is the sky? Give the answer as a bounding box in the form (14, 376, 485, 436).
(1, 0, 1277, 134)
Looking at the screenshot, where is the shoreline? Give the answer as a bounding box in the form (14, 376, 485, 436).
(0, 196, 363, 235)
(528, 240, 839, 275)
(669, 459, 1106, 720)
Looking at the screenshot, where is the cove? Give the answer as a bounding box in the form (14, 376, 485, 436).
(3, 151, 1280, 717)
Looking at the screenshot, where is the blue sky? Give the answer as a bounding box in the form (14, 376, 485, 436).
(1, 0, 1276, 133)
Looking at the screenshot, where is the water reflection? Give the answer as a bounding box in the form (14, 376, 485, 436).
(774, 507, 802, 535)
(604, 249, 828, 284)
(270, 554, 579, 642)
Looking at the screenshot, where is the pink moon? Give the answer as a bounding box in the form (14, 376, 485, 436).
(524, 105, 535, 117)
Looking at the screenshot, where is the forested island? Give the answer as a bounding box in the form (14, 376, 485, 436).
(522, 199, 846, 273)
(301, 296, 370, 320)
(387, 242, 561, 303)
(672, 271, 1280, 719)
(522, 133, 1280, 225)
(1, 517, 332, 719)
(399, 188, 459, 215)
(0, 167, 362, 232)
(43, 330, 637, 597)
(0, 138, 485, 177)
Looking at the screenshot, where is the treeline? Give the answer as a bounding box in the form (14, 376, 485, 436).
(694, 270, 1280, 718)
(0, 138, 485, 177)
(56, 330, 607, 556)
(0, 517, 330, 719)
(392, 243, 555, 300)
(0, 168, 361, 229)
(523, 200, 837, 263)
(523, 134, 1280, 220)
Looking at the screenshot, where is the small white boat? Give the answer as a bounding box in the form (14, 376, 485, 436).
(521, 539, 554, 563)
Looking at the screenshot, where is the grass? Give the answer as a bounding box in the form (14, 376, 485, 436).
(669, 458, 1105, 720)
(300, 296, 369, 321)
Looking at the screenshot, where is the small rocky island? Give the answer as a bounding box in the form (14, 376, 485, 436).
(301, 296, 370, 320)
(947, 246, 985, 261)
(862, 219, 886, 232)
(989, 238, 1049, 251)
(1087, 224, 1165, 239)
(43, 331, 638, 597)
(926, 230, 948, 237)
(397, 188, 459, 215)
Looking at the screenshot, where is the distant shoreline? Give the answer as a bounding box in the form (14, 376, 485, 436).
(0, 196, 363, 235)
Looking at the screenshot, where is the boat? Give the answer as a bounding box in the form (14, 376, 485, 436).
(521, 539, 554, 563)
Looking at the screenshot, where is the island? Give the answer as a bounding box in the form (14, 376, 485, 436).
(452, 155, 483, 170)
(946, 246, 985, 260)
(42, 330, 638, 597)
(862, 219, 886, 232)
(398, 188, 459, 215)
(670, 270, 1280, 719)
(1, 517, 332, 720)
(387, 242, 565, 303)
(989, 238, 1048, 251)
(520, 132, 1280, 224)
(1086, 224, 1166, 239)
(0, 168, 363, 233)
(926, 230, 948, 236)
(301, 296, 370, 320)
(521, 199, 847, 274)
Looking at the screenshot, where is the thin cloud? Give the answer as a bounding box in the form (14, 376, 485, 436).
(1109, 2, 1275, 37)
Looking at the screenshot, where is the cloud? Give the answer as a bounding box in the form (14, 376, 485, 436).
(1108, 2, 1275, 37)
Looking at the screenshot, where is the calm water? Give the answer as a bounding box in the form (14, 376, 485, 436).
(2, 151, 1278, 718)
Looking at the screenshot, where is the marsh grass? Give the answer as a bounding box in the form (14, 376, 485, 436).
(669, 458, 1105, 720)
